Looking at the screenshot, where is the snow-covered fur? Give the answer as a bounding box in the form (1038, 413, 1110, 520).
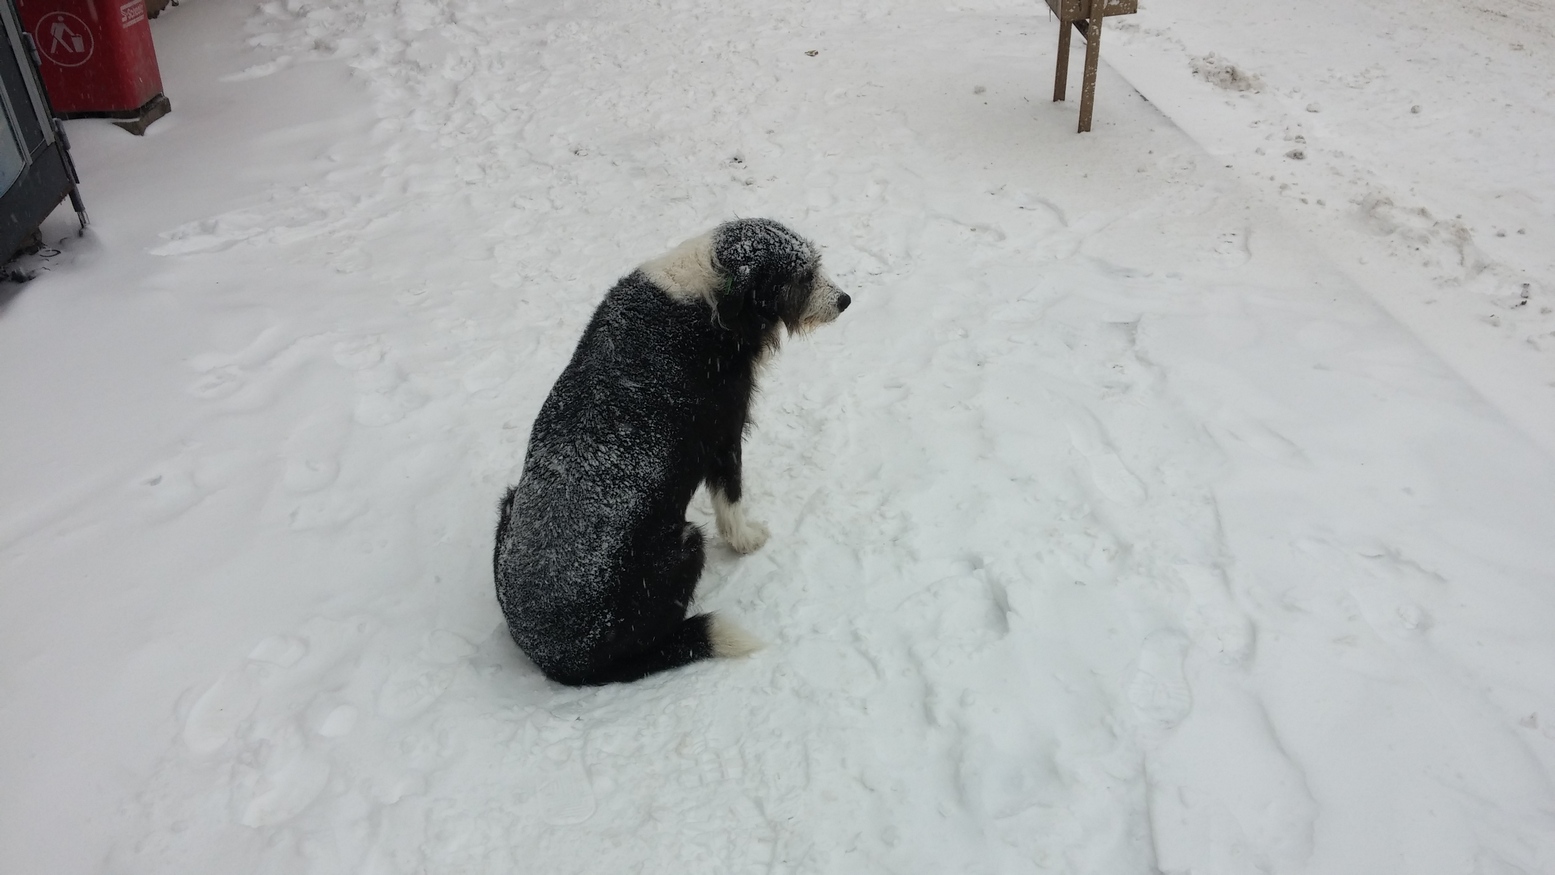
(493, 219, 850, 685)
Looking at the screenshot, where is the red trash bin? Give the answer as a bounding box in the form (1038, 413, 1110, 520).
(16, 0, 171, 134)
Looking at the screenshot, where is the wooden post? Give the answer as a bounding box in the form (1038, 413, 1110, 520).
(1047, 0, 1135, 131)
(1054, 17, 1072, 102)
(1078, 1, 1105, 132)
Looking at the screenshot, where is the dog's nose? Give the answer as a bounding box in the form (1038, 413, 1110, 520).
(836, 293, 851, 313)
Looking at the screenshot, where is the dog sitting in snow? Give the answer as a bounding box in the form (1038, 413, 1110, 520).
(493, 219, 850, 685)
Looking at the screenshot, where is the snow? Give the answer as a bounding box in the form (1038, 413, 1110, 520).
(1, 0, 1553, 873)
(1099, 0, 1555, 452)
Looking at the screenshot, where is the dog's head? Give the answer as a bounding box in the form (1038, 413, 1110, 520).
(710, 219, 850, 334)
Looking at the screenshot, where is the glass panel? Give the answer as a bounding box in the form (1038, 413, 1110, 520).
(0, 109, 24, 196)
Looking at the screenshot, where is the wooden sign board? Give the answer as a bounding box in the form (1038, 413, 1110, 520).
(1045, 0, 1139, 22)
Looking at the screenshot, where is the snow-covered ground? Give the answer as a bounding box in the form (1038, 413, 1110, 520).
(1103, 0, 1555, 455)
(2, 0, 1553, 873)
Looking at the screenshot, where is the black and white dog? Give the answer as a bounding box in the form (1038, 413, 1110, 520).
(494, 219, 850, 685)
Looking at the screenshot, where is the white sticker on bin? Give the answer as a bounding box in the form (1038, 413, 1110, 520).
(121, 0, 147, 29)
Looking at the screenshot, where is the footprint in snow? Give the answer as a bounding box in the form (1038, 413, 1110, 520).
(1128, 630, 1194, 742)
(287, 492, 367, 531)
(1174, 565, 1256, 665)
(1066, 419, 1148, 506)
(375, 630, 474, 719)
(249, 634, 309, 667)
(149, 214, 265, 256)
(181, 635, 310, 753)
(182, 670, 263, 754)
(532, 747, 597, 826)
(282, 455, 339, 494)
(1213, 229, 1252, 264)
(354, 384, 429, 427)
(219, 56, 293, 82)
(240, 744, 331, 828)
(1207, 413, 1307, 466)
(462, 350, 512, 395)
(1085, 452, 1149, 506)
(186, 364, 246, 400)
(185, 324, 315, 413)
(137, 448, 249, 522)
(332, 336, 387, 371)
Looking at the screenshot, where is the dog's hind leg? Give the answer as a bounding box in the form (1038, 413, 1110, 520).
(574, 524, 758, 684)
(581, 612, 759, 684)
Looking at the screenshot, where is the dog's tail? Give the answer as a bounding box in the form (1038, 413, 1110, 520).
(706, 613, 763, 659)
(585, 613, 760, 685)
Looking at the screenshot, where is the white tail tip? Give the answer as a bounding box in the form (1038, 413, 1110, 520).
(708, 614, 763, 659)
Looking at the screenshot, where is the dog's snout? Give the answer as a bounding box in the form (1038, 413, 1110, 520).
(836, 292, 851, 313)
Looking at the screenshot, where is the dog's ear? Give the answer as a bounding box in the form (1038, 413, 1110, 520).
(715, 270, 746, 327)
(716, 264, 783, 328)
(746, 264, 785, 322)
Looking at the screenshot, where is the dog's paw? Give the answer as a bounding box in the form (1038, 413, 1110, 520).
(713, 493, 770, 553)
(721, 515, 770, 554)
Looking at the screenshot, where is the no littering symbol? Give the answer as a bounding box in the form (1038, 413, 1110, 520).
(34, 12, 95, 68)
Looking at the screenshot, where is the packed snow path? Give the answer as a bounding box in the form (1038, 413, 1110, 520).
(2, 1, 1554, 873)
